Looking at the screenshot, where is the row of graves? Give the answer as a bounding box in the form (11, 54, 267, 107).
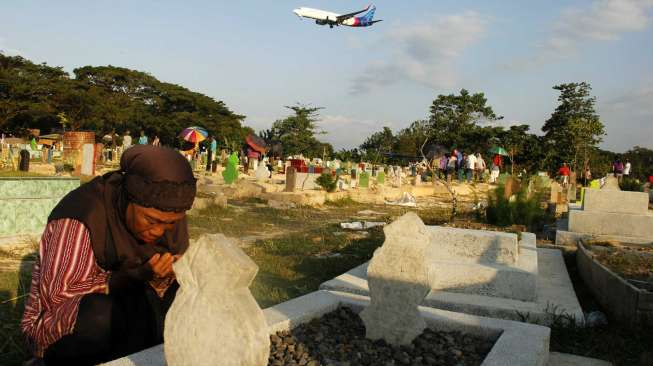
(283, 159, 421, 192)
(103, 192, 627, 365)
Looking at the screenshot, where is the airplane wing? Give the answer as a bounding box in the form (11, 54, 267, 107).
(336, 4, 371, 22)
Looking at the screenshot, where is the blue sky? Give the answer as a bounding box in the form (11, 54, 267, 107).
(1, 0, 652, 152)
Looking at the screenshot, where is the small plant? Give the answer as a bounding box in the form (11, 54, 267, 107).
(485, 181, 548, 230)
(316, 172, 337, 192)
(619, 177, 642, 192)
(62, 163, 75, 172)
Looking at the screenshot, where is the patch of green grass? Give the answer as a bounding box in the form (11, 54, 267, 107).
(246, 226, 385, 308)
(324, 196, 360, 207)
(0, 259, 34, 366)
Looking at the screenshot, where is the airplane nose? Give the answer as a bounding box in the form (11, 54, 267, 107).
(293, 9, 301, 16)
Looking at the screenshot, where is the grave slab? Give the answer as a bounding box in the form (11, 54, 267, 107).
(582, 188, 648, 215)
(102, 290, 551, 366)
(321, 248, 583, 325)
(568, 210, 653, 238)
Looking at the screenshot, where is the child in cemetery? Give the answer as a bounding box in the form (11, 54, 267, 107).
(21, 145, 196, 365)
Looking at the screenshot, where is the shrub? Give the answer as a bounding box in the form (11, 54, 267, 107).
(485, 181, 547, 230)
(316, 172, 337, 192)
(619, 177, 642, 192)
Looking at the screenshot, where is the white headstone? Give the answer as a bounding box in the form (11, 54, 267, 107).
(165, 234, 269, 366)
(80, 143, 94, 176)
(255, 164, 270, 181)
(360, 213, 430, 345)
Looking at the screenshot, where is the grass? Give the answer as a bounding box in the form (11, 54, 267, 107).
(0, 260, 34, 365)
(0, 170, 47, 177)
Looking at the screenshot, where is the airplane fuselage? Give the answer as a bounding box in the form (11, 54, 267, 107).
(293, 6, 380, 27)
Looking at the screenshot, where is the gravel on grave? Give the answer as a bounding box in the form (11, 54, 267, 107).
(268, 307, 495, 366)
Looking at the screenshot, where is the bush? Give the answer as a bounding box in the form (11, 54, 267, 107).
(485, 182, 547, 230)
(619, 177, 642, 192)
(316, 172, 337, 192)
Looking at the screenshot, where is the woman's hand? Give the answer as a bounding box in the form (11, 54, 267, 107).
(148, 253, 181, 279)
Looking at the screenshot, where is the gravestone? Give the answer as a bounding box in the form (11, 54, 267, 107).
(360, 213, 430, 345)
(165, 234, 269, 366)
(413, 174, 421, 186)
(285, 166, 297, 192)
(254, 164, 269, 181)
(222, 153, 239, 185)
(503, 176, 520, 199)
(602, 176, 620, 191)
(80, 143, 95, 176)
(550, 182, 562, 203)
(19, 149, 30, 171)
(377, 171, 385, 185)
(359, 172, 370, 188)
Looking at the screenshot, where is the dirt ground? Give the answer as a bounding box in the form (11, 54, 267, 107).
(585, 241, 653, 289)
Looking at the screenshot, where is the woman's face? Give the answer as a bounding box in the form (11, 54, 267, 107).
(125, 203, 186, 244)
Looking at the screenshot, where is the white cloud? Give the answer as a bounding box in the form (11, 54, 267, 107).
(505, 0, 653, 69)
(350, 11, 487, 94)
(597, 82, 653, 151)
(318, 114, 394, 149)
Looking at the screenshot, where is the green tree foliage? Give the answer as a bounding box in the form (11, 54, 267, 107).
(623, 146, 653, 181)
(269, 105, 334, 158)
(0, 54, 248, 146)
(428, 89, 501, 148)
(542, 82, 605, 171)
(360, 126, 396, 163)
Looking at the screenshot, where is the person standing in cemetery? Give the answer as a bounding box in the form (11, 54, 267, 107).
(475, 153, 486, 182)
(138, 130, 148, 145)
(438, 154, 447, 179)
(490, 154, 502, 183)
(558, 162, 570, 187)
(612, 159, 624, 180)
(466, 152, 476, 183)
(447, 153, 457, 183)
(21, 145, 196, 365)
(205, 136, 214, 172)
(122, 130, 132, 150)
(624, 159, 631, 177)
(152, 135, 160, 147)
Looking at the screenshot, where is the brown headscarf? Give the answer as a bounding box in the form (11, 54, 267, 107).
(49, 145, 197, 271)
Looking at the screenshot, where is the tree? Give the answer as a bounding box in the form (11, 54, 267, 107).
(269, 104, 333, 158)
(428, 89, 501, 149)
(542, 82, 604, 172)
(360, 126, 396, 163)
(0, 54, 250, 145)
(568, 116, 605, 178)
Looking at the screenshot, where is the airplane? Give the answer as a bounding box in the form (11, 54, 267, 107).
(292, 4, 382, 28)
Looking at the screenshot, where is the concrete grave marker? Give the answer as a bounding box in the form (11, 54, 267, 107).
(165, 234, 269, 366)
(80, 143, 95, 176)
(602, 175, 620, 190)
(254, 164, 269, 181)
(285, 166, 297, 192)
(377, 171, 385, 185)
(359, 172, 370, 188)
(360, 213, 430, 345)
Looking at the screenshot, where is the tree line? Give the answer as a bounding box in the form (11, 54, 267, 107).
(340, 84, 652, 181)
(1, 53, 651, 180)
(0, 54, 251, 147)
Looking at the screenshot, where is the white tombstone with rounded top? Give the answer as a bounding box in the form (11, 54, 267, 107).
(360, 212, 431, 345)
(164, 234, 269, 366)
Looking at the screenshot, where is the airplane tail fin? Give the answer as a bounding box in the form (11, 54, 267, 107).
(361, 5, 376, 22)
